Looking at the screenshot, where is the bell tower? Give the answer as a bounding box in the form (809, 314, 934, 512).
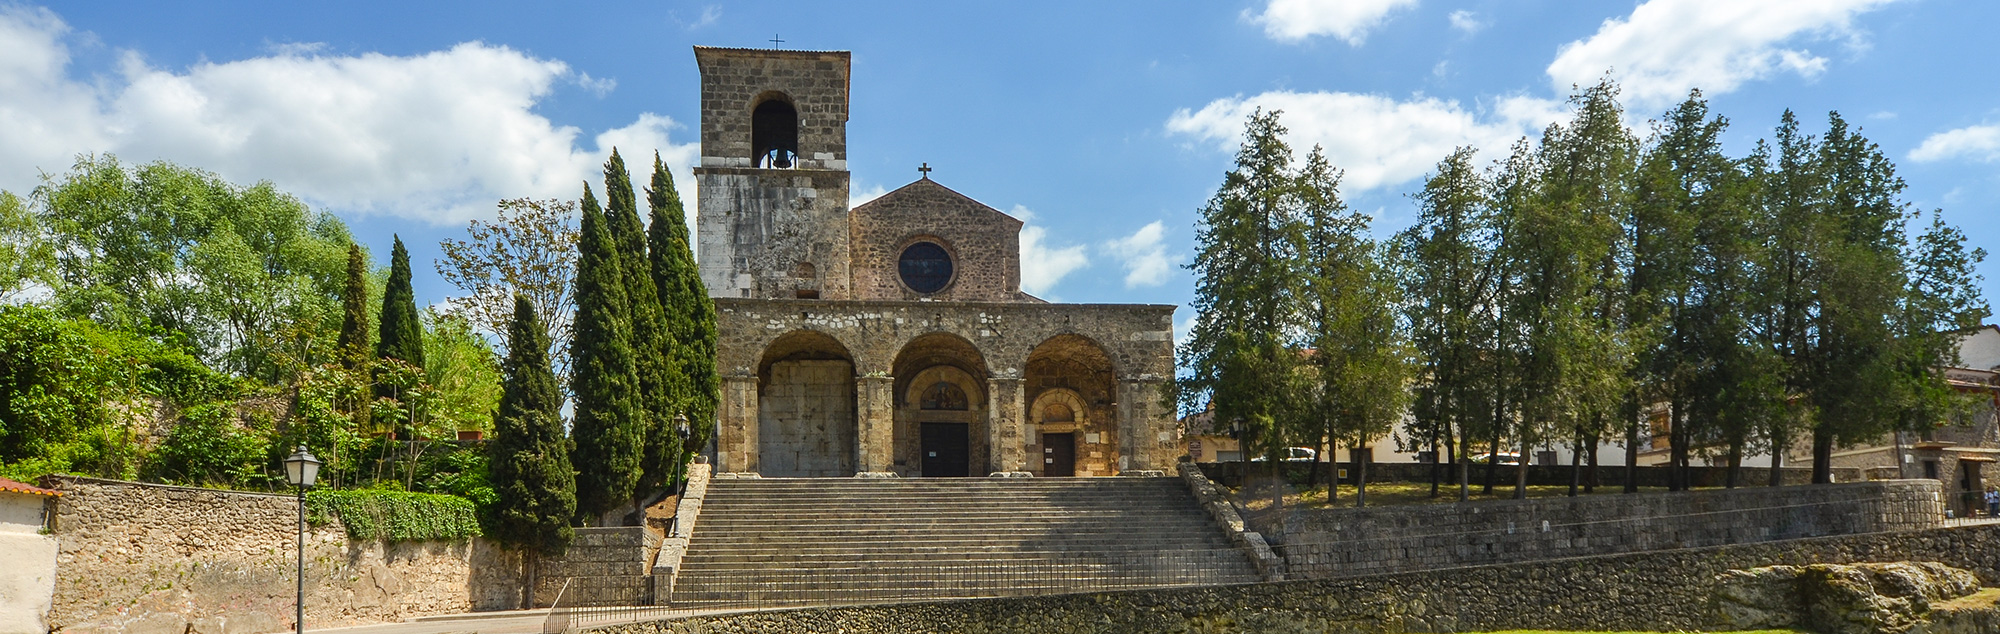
(693, 46, 854, 300)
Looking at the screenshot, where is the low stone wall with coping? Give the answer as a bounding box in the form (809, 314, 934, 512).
(41, 476, 521, 634)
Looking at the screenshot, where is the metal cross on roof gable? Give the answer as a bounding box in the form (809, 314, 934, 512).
(919, 163, 932, 179)
(770, 35, 785, 49)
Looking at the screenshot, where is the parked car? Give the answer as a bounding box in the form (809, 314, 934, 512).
(1250, 447, 1319, 462)
(1469, 452, 1524, 465)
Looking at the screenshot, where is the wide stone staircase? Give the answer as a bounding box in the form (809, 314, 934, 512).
(668, 476, 1260, 608)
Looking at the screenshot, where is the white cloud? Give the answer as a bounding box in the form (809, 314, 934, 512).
(0, 7, 697, 225)
(678, 6, 722, 30)
(850, 184, 888, 208)
(1013, 205, 1089, 296)
(1104, 220, 1177, 288)
(1910, 125, 2000, 164)
(1448, 10, 1484, 34)
(1547, 0, 1903, 111)
(1166, 91, 1560, 192)
(1247, 0, 1419, 45)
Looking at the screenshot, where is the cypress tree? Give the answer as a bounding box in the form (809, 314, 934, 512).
(570, 184, 643, 524)
(647, 152, 719, 457)
(603, 149, 680, 493)
(486, 294, 575, 608)
(375, 235, 425, 434)
(337, 243, 371, 372)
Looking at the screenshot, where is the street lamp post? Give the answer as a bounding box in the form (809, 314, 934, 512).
(672, 414, 691, 494)
(283, 446, 322, 634)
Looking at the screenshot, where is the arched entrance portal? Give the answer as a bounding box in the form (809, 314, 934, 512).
(756, 330, 857, 477)
(892, 333, 989, 477)
(1024, 335, 1117, 477)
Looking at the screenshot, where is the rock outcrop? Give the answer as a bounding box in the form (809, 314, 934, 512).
(1713, 562, 1993, 634)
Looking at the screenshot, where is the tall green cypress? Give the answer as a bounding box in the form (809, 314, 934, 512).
(486, 294, 575, 608)
(603, 149, 680, 492)
(337, 243, 371, 372)
(375, 235, 425, 434)
(647, 152, 719, 456)
(570, 184, 642, 523)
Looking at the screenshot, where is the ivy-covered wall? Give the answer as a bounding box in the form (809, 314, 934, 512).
(41, 476, 521, 633)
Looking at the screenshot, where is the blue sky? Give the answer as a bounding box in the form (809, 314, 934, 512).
(4, 0, 1997, 331)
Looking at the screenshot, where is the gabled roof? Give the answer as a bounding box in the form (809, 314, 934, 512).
(0, 477, 59, 497)
(851, 178, 1023, 227)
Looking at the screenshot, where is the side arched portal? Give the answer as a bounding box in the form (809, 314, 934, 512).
(755, 330, 857, 477)
(892, 333, 989, 476)
(1024, 335, 1118, 477)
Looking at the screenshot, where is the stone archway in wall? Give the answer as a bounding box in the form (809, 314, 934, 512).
(756, 330, 858, 477)
(1024, 334, 1118, 477)
(891, 333, 989, 477)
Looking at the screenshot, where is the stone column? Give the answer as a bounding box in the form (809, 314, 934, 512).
(988, 378, 1026, 473)
(1118, 378, 1174, 472)
(855, 375, 896, 474)
(718, 376, 760, 473)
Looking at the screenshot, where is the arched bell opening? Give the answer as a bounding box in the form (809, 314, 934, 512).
(751, 94, 800, 169)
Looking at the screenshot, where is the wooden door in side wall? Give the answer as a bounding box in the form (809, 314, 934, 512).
(921, 422, 971, 477)
(1042, 432, 1076, 477)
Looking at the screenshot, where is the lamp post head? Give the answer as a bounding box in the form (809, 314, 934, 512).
(674, 414, 691, 441)
(283, 445, 322, 488)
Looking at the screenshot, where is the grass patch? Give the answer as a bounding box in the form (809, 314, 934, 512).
(1468, 631, 1807, 634)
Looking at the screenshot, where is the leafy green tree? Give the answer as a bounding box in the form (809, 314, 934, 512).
(602, 150, 680, 494)
(422, 308, 503, 436)
(1297, 148, 1413, 507)
(486, 295, 576, 608)
(569, 184, 643, 524)
(1894, 212, 1991, 449)
(647, 152, 717, 474)
(34, 155, 353, 382)
(1179, 110, 1308, 460)
(1748, 110, 1820, 486)
(1397, 147, 1499, 502)
(375, 236, 425, 434)
(1501, 79, 1634, 498)
(436, 198, 579, 388)
(338, 243, 373, 372)
(0, 191, 54, 303)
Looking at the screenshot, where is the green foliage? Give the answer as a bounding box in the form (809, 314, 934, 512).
(1396, 146, 1500, 500)
(0, 305, 242, 482)
(647, 152, 718, 460)
(435, 197, 579, 388)
(421, 308, 502, 434)
(0, 190, 55, 302)
(306, 488, 483, 542)
(569, 185, 642, 522)
(144, 402, 275, 488)
(337, 243, 372, 372)
(375, 236, 424, 435)
(603, 149, 681, 492)
(33, 155, 354, 382)
(488, 295, 576, 555)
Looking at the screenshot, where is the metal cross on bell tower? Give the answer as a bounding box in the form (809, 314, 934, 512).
(918, 163, 932, 179)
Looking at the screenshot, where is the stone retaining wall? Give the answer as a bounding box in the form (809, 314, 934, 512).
(592, 523, 2000, 634)
(41, 476, 521, 634)
(1270, 479, 1941, 579)
(1197, 460, 1863, 489)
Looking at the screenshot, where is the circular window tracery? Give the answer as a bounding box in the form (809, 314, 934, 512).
(898, 241, 953, 294)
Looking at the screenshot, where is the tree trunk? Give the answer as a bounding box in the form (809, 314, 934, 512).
(1668, 397, 1688, 492)
(1514, 435, 1530, 500)
(1356, 447, 1370, 508)
(1584, 427, 1600, 494)
(1725, 439, 1743, 488)
(523, 550, 538, 610)
(1893, 431, 1908, 480)
(1568, 429, 1583, 497)
(1811, 424, 1834, 484)
(1624, 399, 1640, 494)
(1428, 431, 1441, 499)
(1453, 423, 1469, 502)
(1768, 425, 1787, 488)
(1327, 440, 1339, 506)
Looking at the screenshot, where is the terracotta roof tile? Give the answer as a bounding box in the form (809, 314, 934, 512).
(0, 477, 60, 497)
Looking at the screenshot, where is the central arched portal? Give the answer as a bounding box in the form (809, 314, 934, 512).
(892, 333, 989, 477)
(756, 330, 858, 477)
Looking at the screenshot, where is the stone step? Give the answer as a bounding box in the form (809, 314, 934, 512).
(679, 555, 1257, 572)
(693, 516, 1216, 529)
(682, 541, 1238, 559)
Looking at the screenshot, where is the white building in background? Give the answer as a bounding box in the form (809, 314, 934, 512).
(0, 477, 60, 634)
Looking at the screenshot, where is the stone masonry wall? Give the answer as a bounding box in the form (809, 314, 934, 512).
(693, 47, 849, 168)
(593, 522, 2000, 634)
(1267, 479, 1941, 580)
(848, 179, 1026, 302)
(42, 477, 520, 634)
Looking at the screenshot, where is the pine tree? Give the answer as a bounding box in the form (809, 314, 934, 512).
(602, 149, 680, 494)
(1178, 109, 1307, 461)
(647, 152, 719, 460)
(337, 243, 371, 372)
(1397, 147, 1499, 502)
(375, 235, 425, 434)
(569, 184, 643, 524)
(485, 294, 576, 608)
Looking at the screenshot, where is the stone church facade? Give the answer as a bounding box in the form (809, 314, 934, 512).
(692, 46, 1178, 478)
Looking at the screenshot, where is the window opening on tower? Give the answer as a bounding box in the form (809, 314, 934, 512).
(753, 97, 800, 168)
